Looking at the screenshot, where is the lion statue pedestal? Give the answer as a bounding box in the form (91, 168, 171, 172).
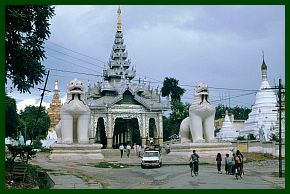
(169, 83, 233, 163)
(49, 79, 104, 160)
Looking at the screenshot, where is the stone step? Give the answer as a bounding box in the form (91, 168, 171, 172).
(101, 149, 123, 157)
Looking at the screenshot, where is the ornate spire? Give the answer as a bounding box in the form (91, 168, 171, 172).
(47, 79, 62, 131)
(117, 5, 122, 32)
(261, 51, 267, 81)
(103, 6, 135, 83)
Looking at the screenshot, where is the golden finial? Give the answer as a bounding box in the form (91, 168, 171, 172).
(117, 5, 122, 32)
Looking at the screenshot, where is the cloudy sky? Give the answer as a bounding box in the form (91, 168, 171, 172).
(7, 5, 285, 112)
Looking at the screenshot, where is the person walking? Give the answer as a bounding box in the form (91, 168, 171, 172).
(231, 153, 236, 175)
(119, 144, 124, 158)
(126, 144, 131, 158)
(133, 143, 138, 156)
(216, 153, 222, 174)
(225, 153, 232, 174)
(234, 152, 243, 178)
(236, 150, 244, 175)
(138, 145, 142, 158)
(189, 150, 199, 176)
(224, 153, 228, 174)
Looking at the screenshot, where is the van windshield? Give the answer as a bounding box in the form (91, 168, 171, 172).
(144, 152, 159, 157)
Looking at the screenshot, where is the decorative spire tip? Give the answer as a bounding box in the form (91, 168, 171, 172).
(117, 5, 122, 32)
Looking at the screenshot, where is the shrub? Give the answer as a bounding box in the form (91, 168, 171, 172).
(247, 134, 256, 140)
(270, 134, 279, 142)
(237, 136, 246, 140)
(6, 144, 37, 164)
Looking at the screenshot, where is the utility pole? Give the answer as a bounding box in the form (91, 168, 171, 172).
(278, 78, 283, 178)
(31, 70, 50, 144)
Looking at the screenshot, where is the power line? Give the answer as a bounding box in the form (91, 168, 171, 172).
(46, 47, 105, 69)
(46, 53, 102, 74)
(48, 68, 103, 77)
(211, 92, 256, 103)
(46, 41, 107, 64)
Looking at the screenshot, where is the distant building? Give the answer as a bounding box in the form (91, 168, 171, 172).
(47, 80, 62, 131)
(216, 110, 239, 141)
(215, 115, 245, 133)
(239, 55, 279, 141)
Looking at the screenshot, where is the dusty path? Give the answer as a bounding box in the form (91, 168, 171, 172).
(31, 154, 285, 189)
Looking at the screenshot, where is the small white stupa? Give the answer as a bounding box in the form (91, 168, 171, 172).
(216, 110, 238, 141)
(239, 54, 278, 141)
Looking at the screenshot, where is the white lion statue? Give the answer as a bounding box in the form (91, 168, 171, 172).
(179, 83, 216, 143)
(55, 79, 90, 144)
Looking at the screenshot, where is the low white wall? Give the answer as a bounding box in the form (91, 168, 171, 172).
(232, 140, 284, 157)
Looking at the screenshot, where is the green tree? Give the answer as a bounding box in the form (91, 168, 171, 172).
(5, 5, 55, 93)
(161, 77, 185, 101)
(19, 106, 50, 142)
(215, 104, 251, 120)
(5, 94, 19, 138)
(163, 101, 190, 141)
(215, 104, 227, 120)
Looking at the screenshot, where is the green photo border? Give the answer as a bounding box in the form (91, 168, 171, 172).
(0, 0, 287, 193)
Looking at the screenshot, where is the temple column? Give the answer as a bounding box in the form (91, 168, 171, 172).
(141, 138, 146, 147)
(107, 138, 113, 149)
(120, 132, 123, 144)
(90, 115, 95, 139)
(158, 113, 163, 145)
(106, 113, 113, 148)
(124, 131, 127, 143)
(142, 114, 147, 138)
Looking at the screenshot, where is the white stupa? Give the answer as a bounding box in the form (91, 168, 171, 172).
(216, 110, 238, 141)
(239, 55, 278, 141)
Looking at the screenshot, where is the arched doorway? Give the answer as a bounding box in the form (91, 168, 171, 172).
(112, 118, 141, 148)
(96, 118, 107, 148)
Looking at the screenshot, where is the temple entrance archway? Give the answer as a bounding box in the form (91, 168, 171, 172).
(112, 118, 141, 148)
(96, 118, 107, 148)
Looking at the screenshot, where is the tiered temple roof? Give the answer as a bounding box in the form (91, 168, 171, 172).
(86, 6, 169, 111)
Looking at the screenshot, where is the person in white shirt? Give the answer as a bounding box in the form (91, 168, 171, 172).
(126, 144, 131, 158)
(138, 145, 142, 158)
(119, 144, 124, 158)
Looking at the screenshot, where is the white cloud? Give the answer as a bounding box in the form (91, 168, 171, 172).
(16, 99, 50, 113)
(60, 95, 67, 104)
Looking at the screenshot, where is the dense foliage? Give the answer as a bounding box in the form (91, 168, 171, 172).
(163, 100, 190, 141)
(215, 104, 251, 120)
(5, 95, 19, 138)
(5, 5, 55, 93)
(19, 106, 50, 142)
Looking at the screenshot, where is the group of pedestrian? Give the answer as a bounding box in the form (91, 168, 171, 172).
(119, 143, 142, 158)
(216, 150, 244, 175)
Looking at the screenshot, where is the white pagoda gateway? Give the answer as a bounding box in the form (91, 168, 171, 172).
(86, 7, 169, 148)
(239, 56, 278, 141)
